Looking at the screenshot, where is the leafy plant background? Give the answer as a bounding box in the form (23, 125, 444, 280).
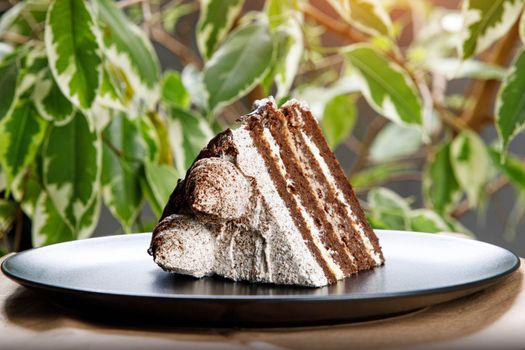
(1, 0, 525, 256)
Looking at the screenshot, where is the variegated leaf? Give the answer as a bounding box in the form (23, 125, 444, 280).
(143, 160, 179, 217)
(197, 0, 244, 60)
(0, 101, 47, 188)
(367, 187, 411, 230)
(45, 0, 103, 109)
(77, 192, 101, 239)
(450, 130, 490, 206)
(32, 191, 74, 247)
(43, 112, 101, 230)
(496, 49, 525, 152)
(370, 122, 423, 163)
(346, 44, 423, 127)
(93, 0, 160, 106)
(102, 115, 148, 232)
(0, 53, 19, 121)
(33, 68, 76, 126)
(460, 0, 525, 59)
(182, 64, 209, 111)
(204, 22, 273, 112)
(328, 0, 392, 37)
(0, 199, 17, 237)
(0, 0, 48, 37)
(168, 107, 214, 174)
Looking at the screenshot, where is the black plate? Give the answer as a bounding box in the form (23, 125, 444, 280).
(1, 231, 520, 327)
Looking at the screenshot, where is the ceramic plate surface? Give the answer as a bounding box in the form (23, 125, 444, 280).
(1, 231, 520, 326)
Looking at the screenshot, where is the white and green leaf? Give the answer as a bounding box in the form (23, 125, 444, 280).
(93, 0, 160, 106)
(369, 122, 423, 163)
(182, 64, 209, 111)
(43, 112, 101, 229)
(350, 162, 415, 190)
(460, 0, 524, 59)
(168, 107, 214, 174)
(345, 44, 423, 127)
(0, 53, 19, 121)
(0, 101, 47, 188)
(424, 57, 506, 80)
(488, 147, 525, 191)
(203, 22, 273, 112)
(450, 130, 490, 207)
(197, 0, 244, 60)
(367, 187, 411, 230)
(143, 160, 179, 217)
(33, 68, 76, 126)
(265, 0, 303, 99)
(496, 48, 525, 152)
(328, 0, 392, 37)
(32, 191, 75, 247)
(0, 199, 17, 236)
(102, 115, 148, 232)
(321, 93, 357, 149)
(45, 0, 103, 109)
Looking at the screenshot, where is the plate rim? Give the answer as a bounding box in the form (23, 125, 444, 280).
(1, 230, 521, 302)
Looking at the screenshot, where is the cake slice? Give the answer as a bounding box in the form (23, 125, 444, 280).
(149, 98, 384, 287)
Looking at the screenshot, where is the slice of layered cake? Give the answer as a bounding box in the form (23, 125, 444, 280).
(149, 98, 384, 287)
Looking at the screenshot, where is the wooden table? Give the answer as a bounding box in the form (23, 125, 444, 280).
(1, 254, 524, 350)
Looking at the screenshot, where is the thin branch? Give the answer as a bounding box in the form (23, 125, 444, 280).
(300, 2, 368, 43)
(102, 134, 144, 163)
(0, 31, 29, 44)
(150, 27, 202, 68)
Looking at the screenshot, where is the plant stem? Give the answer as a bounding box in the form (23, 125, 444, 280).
(151, 27, 202, 68)
(300, 2, 367, 43)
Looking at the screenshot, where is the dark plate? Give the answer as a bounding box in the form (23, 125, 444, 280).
(1, 230, 520, 327)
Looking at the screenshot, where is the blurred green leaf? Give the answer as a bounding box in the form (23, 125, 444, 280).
(370, 122, 423, 163)
(94, 0, 160, 101)
(182, 64, 209, 111)
(423, 142, 461, 213)
(45, 0, 103, 109)
(168, 106, 214, 174)
(161, 70, 190, 110)
(197, 0, 244, 60)
(321, 94, 357, 149)
(0, 199, 17, 237)
(460, 0, 524, 59)
(143, 160, 179, 217)
(204, 22, 273, 112)
(102, 115, 148, 232)
(367, 187, 411, 230)
(43, 112, 101, 234)
(162, 2, 196, 32)
(488, 147, 525, 191)
(351, 162, 415, 190)
(424, 58, 506, 80)
(450, 130, 490, 207)
(328, 0, 392, 37)
(0, 101, 47, 189)
(345, 44, 423, 127)
(0, 53, 19, 121)
(409, 209, 449, 233)
(496, 48, 525, 152)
